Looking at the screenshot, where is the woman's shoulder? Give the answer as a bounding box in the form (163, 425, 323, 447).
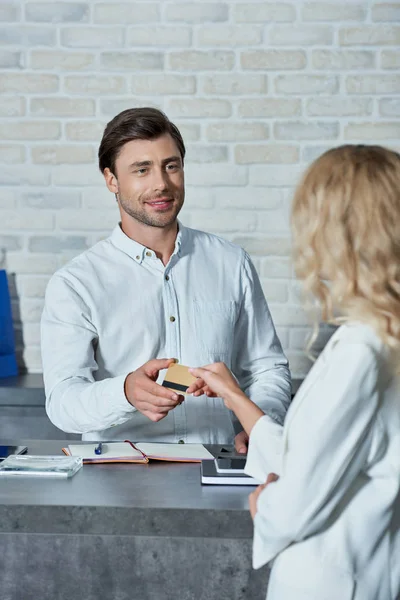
(327, 322, 386, 356)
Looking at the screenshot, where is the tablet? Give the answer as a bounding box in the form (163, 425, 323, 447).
(215, 457, 247, 474)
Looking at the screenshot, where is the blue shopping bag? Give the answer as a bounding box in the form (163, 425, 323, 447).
(0, 269, 18, 378)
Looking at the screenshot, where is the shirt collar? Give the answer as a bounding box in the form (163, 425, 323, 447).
(110, 221, 185, 264)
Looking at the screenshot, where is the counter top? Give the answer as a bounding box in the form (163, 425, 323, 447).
(0, 440, 255, 539)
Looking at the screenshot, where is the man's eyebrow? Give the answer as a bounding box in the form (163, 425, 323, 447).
(129, 160, 152, 169)
(162, 155, 182, 165)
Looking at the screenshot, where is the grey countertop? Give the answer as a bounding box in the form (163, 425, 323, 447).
(0, 440, 256, 539)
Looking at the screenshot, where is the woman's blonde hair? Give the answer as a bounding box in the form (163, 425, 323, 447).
(292, 144, 400, 356)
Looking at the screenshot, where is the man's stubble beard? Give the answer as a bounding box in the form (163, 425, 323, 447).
(118, 192, 185, 229)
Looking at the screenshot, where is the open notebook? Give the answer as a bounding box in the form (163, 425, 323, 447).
(62, 441, 214, 464)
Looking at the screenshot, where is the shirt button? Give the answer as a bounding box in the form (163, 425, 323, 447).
(146, 251, 151, 257)
(178, 439, 185, 444)
(135, 255, 140, 260)
(169, 316, 176, 322)
(165, 275, 169, 281)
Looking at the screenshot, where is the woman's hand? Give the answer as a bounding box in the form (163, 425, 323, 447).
(249, 473, 279, 520)
(188, 362, 246, 409)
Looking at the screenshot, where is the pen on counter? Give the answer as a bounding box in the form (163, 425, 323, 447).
(94, 442, 103, 455)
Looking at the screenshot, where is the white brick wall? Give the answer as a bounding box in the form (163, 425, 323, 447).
(0, 0, 399, 376)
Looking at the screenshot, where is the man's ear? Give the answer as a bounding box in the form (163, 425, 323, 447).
(103, 167, 118, 194)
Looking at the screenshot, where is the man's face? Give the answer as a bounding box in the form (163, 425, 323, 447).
(105, 134, 185, 229)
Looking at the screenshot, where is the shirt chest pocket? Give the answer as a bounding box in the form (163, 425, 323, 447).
(192, 300, 237, 355)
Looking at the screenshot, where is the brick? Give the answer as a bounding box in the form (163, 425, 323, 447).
(22, 347, 42, 372)
(101, 52, 163, 70)
(0, 145, 25, 164)
(275, 75, 339, 94)
(65, 121, 106, 141)
(169, 51, 234, 71)
(52, 165, 105, 186)
(269, 306, 309, 327)
(312, 50, 375, 70)
(238, 98, 301, 117)
(346, 75, 400, 94)
(256, 209, 290, 233)
(61, 27, 124, 48)
(18, 276, 50, 298)
(0, 96, 25, 117)
(6, 254, 58, 275)
(131, 74, 195, 95)
(0, 189, 17, 208)
(189, 210, 256, 233)
(183, 187, 215, 209)
(20, 299, 45, 323)
(207, 122, 269, 142)
(270, 25, 333, 45)
(94, 2, 159, 23)
(30, 50, 95, 70)
(0, 74, 58, 93)
(344, 122, 400, 140)
(198, 25, 262, 46)
(232, 236, 291, 256)
(250, 165, 303, 186)
(0, 50, 22, 69)
(372, 3, 400, 21)
(31, 98, 95, 117)
(0, 166, 50, 186)
(64, 75, 126, 94)
(216, 186, 284, 210)
(169, 122, 200, 142)
(379, 98, 400, 117)
(235, 145, 299, 164)
(57, 210, 118, 231)
(20, 191, 81, 210)
(260, 280, 288, 304)
(185, 164, 247, 186)
(202, 74, 266, 95)
(166, 3, 228, 23)
(302, 2, 366, 21)
(100, 98, 162, 116)
(241, 50, 306, 70)
(32, 145, 95, 164)
(307, 97, 372, 116)
(28, 236, 88, 253)
(82, 186, 116, 209)
(185, 144, 228, 163)
(166, 98, 231, 118)
(22, 323, 41, 346)
(127, 26, 191, 47)
(0, 211, 53, 230)
(0, 3, 19, 21)
(234, 3, 295, 23)
(0, 235, 22, 251)
(339, 26, 400, 45)
(274, 121, 339, 141)
(0, 26, 56, 45)
(302, 145, 333, 163)
(261, 257, 292, 278)
(0, 121, 60, 140)
(381, 50, 400, 69)
(26, 2, 89, 22)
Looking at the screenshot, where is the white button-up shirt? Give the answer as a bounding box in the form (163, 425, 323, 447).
(41, 223, 291, 443)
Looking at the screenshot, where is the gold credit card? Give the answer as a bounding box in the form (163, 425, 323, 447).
(162, 364, 196, 394)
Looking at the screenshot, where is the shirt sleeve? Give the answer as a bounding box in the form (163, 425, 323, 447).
(251, 341, 381, 569)
(41, 274, 136, 434)
(231, 251, 292, 429)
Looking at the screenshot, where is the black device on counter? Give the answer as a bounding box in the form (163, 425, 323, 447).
(0, 446, 28, 461)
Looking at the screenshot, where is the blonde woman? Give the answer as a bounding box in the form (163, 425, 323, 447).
(190, 145, 400, 600)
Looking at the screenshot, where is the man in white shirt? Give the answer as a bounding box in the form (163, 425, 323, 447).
(41, 107, 291, 451)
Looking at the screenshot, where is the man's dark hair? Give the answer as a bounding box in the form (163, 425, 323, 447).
(98, 107, 186, 175)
